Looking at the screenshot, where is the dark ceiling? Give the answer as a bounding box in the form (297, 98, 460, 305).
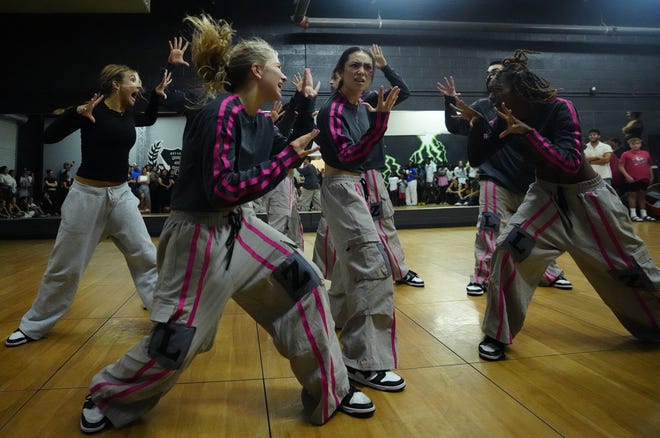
(145, 0, 660, 28)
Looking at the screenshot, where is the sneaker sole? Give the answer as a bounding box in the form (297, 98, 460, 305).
(466, 290, 485, 296)
(5, 338, 28, 347)
(348, 373, 406, 392)
(80, 418, 109, 434)
(478, 350, 505, 361)
(552, 284, 573, 290)
(339, 405, 376, 418)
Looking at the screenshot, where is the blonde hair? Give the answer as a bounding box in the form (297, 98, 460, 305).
(184, 14, 276, 98)
(98, 64, 135, 96)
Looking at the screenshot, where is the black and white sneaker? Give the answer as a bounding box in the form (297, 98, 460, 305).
(478, 336, 506, 361)
(346, 366, 406, 392)
(396, 270, 425, 287)
(466, 282, 486, 296)
(339, 386, 375, 418)
(5, 329, 34, 347)
(80, 395, 111, 434)
(551, 275, 573, 290)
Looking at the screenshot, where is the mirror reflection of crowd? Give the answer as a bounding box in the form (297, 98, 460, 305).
(383, 159, 481, 207)
(127, 163, 177, 214)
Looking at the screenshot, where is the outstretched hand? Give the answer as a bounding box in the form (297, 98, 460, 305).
(449, 95, 481, 125)
(494, 103, 532, 138)
(436, 76, 460, 97)
(155, 70, 173, 99)
(76, 93, 104, 123)
(362, 86, 400, 113)
(168, 37, 190, 67)
(294, 68, 321, 99)
(290, 129, 320, 158)
(370, 44, 387, 69)
(270, 100, 285, 122)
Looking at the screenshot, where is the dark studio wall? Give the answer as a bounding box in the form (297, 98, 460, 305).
(2, 0, 660, 178)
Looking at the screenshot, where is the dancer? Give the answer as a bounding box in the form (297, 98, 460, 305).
(451, 50, 660, 361)
(313, 45, 424, 288)
(80, 15, 374, 434)
(316, 46, 406, 392)
(5, 37, 187, 347)
(437, 61, 572, 296)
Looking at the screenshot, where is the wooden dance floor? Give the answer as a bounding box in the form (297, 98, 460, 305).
(1, 224, 659, 437)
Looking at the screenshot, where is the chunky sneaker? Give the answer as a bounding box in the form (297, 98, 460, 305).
(80, 395, 110, 434)
(478, 336, 506, 361)
(551, 275, 573, 290)
(5, 329, 34, 347)
(346, 366, 406, 392)
(339, 386, 375, 418)
(396, 270, 425, 287)
(466, 282, 486, 296)
(643, 216, 657, 222)
(631, 216, 643, 222)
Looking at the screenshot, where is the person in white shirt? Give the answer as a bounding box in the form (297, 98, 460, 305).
(583, 128, 613, 184)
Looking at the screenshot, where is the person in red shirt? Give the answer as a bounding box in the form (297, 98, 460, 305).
(619, 137, 656, 221)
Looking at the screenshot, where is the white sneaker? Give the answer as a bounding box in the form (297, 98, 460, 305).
(5, 329, 34, 347)
(347, 367, 406, 392)
(396, 270, 425, 287)
(466, 282, 486, 296)
(339, 386, 375, 418)
(80, 395, 110, 434)
(551, 275, 573, 290)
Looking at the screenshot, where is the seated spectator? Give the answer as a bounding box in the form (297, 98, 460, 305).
(7, 195, 28, 218)
(0, 199, 10, 218)
(446, 177, 468, 205)
(24, 196, 45, 217)
(40, 191, 56, 216)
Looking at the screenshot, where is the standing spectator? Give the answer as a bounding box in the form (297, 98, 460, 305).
(621, 111, 643, 141)
(136, 167, 151, 213)
(583, 129, 613, 184)
(0, 165, 12, 201)
(405, 160, 418, 206)
(423, 157, 436, 204)
(397, 171, 407, 207)
(436, 162, 450, 204)
(4, 37, 184, 349)
(387, 171, 400, 207)
(18, 169, 33, 200)
(297, 156, 321, 211)
(42, 169, 59, 214)
(619, 136, 656, 221)
(155, 168, 173, 213)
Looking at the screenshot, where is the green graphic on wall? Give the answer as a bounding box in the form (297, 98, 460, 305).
(410, 134, 447, 164)
(384, 133, 447, 179)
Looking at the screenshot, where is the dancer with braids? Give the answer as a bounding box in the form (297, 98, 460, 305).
(81, 15, 375, 434)
(5, 38, 186, 348)
(451, 50, 660, 361)
(437, 61, 572, 297)
(316, 46, 406, 392)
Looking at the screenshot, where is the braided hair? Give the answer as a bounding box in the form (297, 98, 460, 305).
(497, 50, 558, 103)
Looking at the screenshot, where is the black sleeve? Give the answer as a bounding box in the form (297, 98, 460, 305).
(43, 107, 84, 144)
(364, 64, 411, 108)
(444, 95, 470, 136)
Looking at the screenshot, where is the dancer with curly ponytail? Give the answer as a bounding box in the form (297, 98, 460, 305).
(80, 14, 375, 434)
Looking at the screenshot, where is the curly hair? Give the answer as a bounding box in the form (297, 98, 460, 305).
(184, 14, 276, 99)
(497, 49, 558, 102)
